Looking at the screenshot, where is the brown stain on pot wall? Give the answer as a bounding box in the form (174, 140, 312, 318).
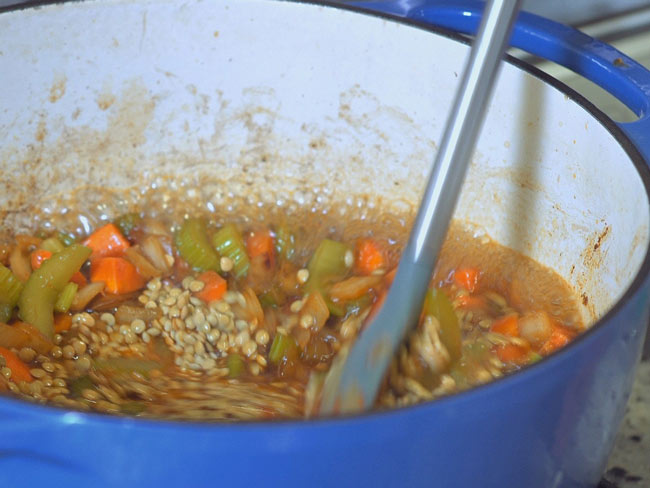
(575, 224, 611, 318)
(97, 92, 116, 111)
(49, 75, 66, 103)
(0, 80, 157, 229)
(35, 119, 47, 142)
(581, 224, 610, 271)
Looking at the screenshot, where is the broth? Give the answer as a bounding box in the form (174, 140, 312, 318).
(0, 201, 584, 420)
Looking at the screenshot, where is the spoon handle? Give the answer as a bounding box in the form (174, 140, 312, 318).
(319, 0, 522, 415)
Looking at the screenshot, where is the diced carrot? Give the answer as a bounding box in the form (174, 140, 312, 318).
(495, 343, 530, 364)
(491, 314, 519, 337)
(194, 271, 227, 303)
(31, 248, 86, 285)
(54, 313, 73, 333)
(354, 238, 386, 275)
(246, 230, 275, 267)
(90, 257, 145, 295)
(0, 346, 33, 383)
(539, 324, 573, 356)
(456, 294, 488, 310)
(453, 267, 480, 292)
(69, 271, 88, 286)
(83, 223, 130, 260)
(30, 249, 52, 270)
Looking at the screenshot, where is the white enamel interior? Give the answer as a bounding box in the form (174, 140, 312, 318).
(0, 0, 648, 323)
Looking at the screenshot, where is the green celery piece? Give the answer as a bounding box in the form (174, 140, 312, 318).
(306, 239, 351, 284)
(54, 282, 78, 313)
(227, 353, 245, 378)
(175, 218, 221, 272)
(57, 231, 77, 247)
(40, 237, 65, 254)
(326, 299, 346, 317)
(305, 239, 351, 316)
(0, 264, 23, 308)
(120, 401, 146, 415)
(94, 357, 161, 376)
(528, 352, 543, 364)
(274, 225, 296, 261)
(346, 294, 373, 315)
(114, 212, 141, 238)
(0, 303, 11, 324)
(258, 287, 287, 308)
(18, 244, 91, 339)
(422, 288, 462, 362)
(268, 333, 299, 364)
(69, 375, 95, 398)
(212, 223, 249, 279)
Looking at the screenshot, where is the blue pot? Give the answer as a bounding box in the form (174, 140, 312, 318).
(0, 1, 648, 487)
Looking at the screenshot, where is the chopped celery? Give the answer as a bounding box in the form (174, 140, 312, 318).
(69, 375, 95, 398)
(227, 353, 245, 378)
(57, 231, 77, 247)
(422, 288, 462, 362)
(18, 244, 91, 339)
(305, 239, 352, 317)
(326, 299, 346, 317)
(0, 264, 23, 308)
(274, 225, 296, 261)
(528, 352, 543, 364)
(346, 294, 373, 315)
(306, 239, 351, 284)
(258, 287, 286, 308)
(0, 303, 11, 324)
(175, 218, 221, 272)
(54, 282, 78, 313)
(269, 333, 299, 364)
(212, 223, 249, 278)
(94, 357, 160, 376)
(120, 401, 146, 415)
(115, 212, 141, 238)
(40, 237, 65, 254)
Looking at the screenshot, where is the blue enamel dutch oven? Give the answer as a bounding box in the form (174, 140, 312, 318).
(0, 1, 649, 487)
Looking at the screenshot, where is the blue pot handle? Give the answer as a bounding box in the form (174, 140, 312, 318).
(343, 0, 650, 163)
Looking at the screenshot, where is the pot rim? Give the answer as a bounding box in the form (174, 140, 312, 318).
(0, 0, 649, 429)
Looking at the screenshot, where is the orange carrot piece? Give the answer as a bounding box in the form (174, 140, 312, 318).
(354, 238, 386, 275)
(491, 314, 519, 337)
(30, 249, 52, 270)
(456, 294, 488, 310)
(54, 313, 73, 333)
(194, 271, 227, 303)
(453, 267, 480, 292)
(246, 230, 275, 266)
(83, 223, 131, 260)
(90, 257, 145, 295)
(539, 324, 573, 356)
(495, 343, 530, 364)
(69, 271, 88, 286)
(0, 346, 33, 383)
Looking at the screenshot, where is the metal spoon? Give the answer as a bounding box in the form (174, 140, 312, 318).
(318, 0, 522, 415)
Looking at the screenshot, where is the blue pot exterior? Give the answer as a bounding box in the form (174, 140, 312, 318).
(0, 2, 649, 487)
